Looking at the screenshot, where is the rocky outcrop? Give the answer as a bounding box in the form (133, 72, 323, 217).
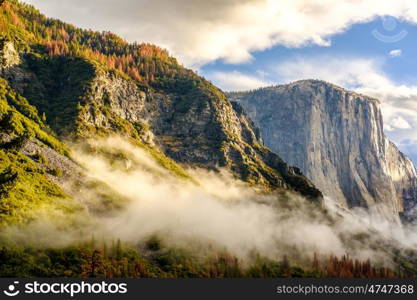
(0, 39, 19, 68)
(0, 38, 29, 92)
(229, 80, 417, 219)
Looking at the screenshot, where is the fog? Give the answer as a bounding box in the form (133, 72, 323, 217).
(4, 137, 417, 266)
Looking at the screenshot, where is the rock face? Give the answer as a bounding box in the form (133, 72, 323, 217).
(0, 38, 28, 89)
(0, 41, 321, 198)
(229, 80, 417, 219)
(0, 40, 19, 68)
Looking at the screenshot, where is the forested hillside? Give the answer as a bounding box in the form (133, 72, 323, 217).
(0, 0, 321, 196)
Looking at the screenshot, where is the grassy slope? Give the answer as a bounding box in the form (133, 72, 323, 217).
(0, 78, 81, 226)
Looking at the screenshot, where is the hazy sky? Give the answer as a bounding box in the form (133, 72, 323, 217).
(22, 0, 417, 164)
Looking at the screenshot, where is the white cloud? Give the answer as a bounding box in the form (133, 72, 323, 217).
(22, 0, 417, 66)
(391, 116, 411, 129)
(275, 56, 386, 88)
(207, 71, 271, 91)
(389, 49, 403, 57)
(273, 55, 417, 164)
(256, 70, 269, 78)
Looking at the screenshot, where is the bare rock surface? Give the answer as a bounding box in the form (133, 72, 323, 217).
(229, 80, 417, 220)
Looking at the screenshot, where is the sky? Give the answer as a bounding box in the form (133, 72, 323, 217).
(23, 0, 417, 165)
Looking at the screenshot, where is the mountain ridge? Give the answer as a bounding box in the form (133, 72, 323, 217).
(0, 0, 322, 224)
(229, 79, 381, 104)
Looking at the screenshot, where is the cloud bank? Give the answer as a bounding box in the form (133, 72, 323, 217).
(6, 137, 417, 266)
(23, 0, 417, 66)
(208, 71, 272, 91)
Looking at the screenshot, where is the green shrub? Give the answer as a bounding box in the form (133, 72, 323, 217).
(48, 167, 62, 177)
(32, 151, 48, 165)
(145, 236, 162, 251)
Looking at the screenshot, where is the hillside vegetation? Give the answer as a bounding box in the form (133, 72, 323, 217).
(0, 77, 80, 226)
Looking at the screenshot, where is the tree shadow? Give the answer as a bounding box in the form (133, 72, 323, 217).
(14, 50, 96, 136)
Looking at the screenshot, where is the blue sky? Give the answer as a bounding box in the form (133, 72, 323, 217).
(201, 17, 417, 88)
(23, 0, 417, 165)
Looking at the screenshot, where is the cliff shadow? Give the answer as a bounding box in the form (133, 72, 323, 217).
(14, 51, 96, 136)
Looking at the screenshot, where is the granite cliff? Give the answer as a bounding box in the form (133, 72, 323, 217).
(229, 80, 417, 220)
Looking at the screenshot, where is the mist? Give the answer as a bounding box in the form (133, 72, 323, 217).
(3, 136, 417, 267)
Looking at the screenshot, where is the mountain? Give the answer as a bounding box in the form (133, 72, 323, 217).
(0, 0, 321, 227)
(229, 80, 417, 221)
(0, 0, 329, 278)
